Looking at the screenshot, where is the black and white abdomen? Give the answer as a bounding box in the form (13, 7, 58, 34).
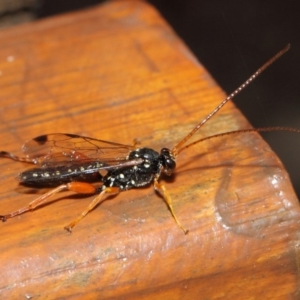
(103, 148, 162, 191)
(19, 162, 105, 186)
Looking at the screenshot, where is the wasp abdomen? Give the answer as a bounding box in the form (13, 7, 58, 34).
(19, 162, 105, 186)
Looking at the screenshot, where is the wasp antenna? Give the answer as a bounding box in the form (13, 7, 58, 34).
(172, 44, 291, 156)
(177, 126, 300, 154)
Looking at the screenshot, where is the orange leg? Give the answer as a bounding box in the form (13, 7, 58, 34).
(132, 138, 141, 147)
(0, 182, 103, 227)
(64, 186, 120, 232)
(154, 179, 188, 234)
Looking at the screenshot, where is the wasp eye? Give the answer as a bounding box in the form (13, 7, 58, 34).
(160, 148, 176, 173)
(165, 157, 176, 171)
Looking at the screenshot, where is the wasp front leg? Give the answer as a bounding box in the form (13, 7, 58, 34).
(154, 179, 188, 234)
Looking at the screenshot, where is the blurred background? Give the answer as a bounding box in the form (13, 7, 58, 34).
(1, 0, 300, 196)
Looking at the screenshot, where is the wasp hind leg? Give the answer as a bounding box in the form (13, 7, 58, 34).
(154, 179, 188, 234)
(0, 182, 101, 227)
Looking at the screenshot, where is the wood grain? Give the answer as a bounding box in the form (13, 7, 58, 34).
(0, 0, 299, 298)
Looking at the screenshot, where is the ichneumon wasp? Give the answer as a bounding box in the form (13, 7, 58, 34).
(0, 44, 299, 234)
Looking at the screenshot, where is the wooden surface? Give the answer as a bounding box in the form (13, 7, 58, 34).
(0, 0, 300, 299)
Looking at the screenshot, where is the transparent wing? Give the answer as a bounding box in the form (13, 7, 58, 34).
(22, 133, 137, 167)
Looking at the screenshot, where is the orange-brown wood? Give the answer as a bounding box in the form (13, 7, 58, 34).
(0, 0, 300, 298)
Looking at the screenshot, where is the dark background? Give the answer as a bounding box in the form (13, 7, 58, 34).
(1, 0, 300, 196)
